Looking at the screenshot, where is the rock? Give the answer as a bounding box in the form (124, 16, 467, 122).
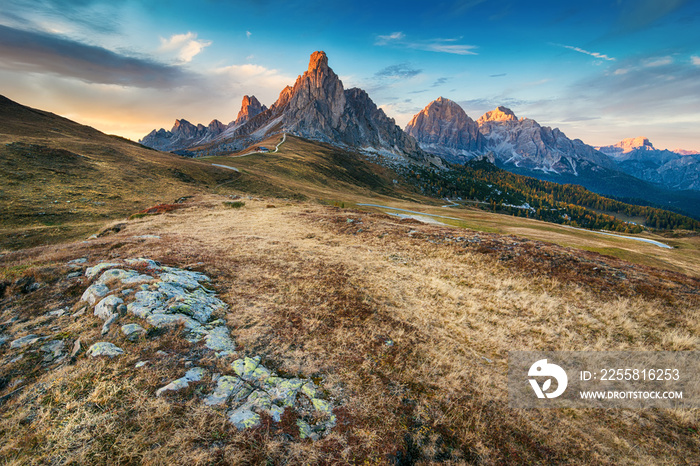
(71, 339, 81, 357)
(101, 313, 119, 335)
(40, 340, 65, 361)
(87, 342, 124, 358)
(146, 313, 204, 332)
(232, 357, 271, 384)
(128, 290, 165, 318)
(204, 376, 250, 406)
(10, 334, 41, 349)
(124, 258, 161, 270)
(266, 377, 304, 407)
(203, 326, 236, 356)
(227, 403, 261, 430)
(95, 268, 139, 285)
(135, 361, 149, 368)
(81, 283, 110, 306)
(297, 419, 314, 439)
(48, 308, 66, 317)
(121, 323, 146, 341)
(67, 272, 82, 279)
(85, 262, 121, 280)
(72, 306, 87, 317)
(236, 95, 267, 125)
(94, 295, 123, 320)
(155, 367, 206, 396)
(68, 257, 87, 264)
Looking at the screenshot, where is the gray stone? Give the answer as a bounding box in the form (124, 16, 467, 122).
(121, 323, 146, 341)
(87, 342, 124, 358)
(127, 290, 165, 318)
(204, 375, 246, 406)
(67, 272, 82, 279)
(135, 361, 149, 368)
(232, 356, 271, 384)
(155, 367, 206, 396)
(94, 295, 123, 320)
(40, 340, 65, 361)
(81, 283, 110, 306)
(101, 313, 119, 335)
(85, 262, 121, 280)
(10, 334, 41, 349)
(146, 313, 204, 333)
(227, 403, 260, 430)
(124, 258, 161, 270)
(203, 326, 236, 356)
(68, 257, 87, 264)
(96, 268, 139, 286)
(72, 306, 87, 317)
(71, 339, 81, 357)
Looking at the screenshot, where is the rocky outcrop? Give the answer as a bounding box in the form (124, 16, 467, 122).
(598, 137, 700, 190)
(405, 97, 485, 163)
(476, 106, 518, 124)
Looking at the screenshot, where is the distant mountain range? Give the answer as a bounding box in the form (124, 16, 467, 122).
(596, 137, 700, 191)
(139, 51, 699, 216)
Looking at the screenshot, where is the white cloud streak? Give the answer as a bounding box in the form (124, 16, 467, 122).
(375, 31, 477, 55)
(559, 44, 615, 61)
(159, 32, 212, 63)
(693, 56, 700, 66)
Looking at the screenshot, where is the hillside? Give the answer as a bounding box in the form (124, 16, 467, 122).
(0, 95, 245, 249)
(1, 96, 699, 464)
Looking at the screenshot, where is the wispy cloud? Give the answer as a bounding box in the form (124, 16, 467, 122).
(558, 44, 616, 61)
(432, 77, 449, 87)
(246, 31, 252, 38)
(159, 32, 211, 63)
(375, 63, 422, 79)
(644, 56, 673, 67)
(375, 32, 478, 55)
(693, 56, 700, 66)
(489, 73, 506, 78)
(0, 24, 192, 88)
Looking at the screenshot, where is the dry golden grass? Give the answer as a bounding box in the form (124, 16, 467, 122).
(1, 194, 697, 464)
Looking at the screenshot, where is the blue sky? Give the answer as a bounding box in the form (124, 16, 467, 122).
(1, 0, 699, 150)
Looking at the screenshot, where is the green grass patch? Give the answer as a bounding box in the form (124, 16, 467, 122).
(223, 201, 245, 209)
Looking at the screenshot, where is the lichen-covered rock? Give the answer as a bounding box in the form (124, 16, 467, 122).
(228, 403, 261, 430)
(156, 367, 205, 396)
(87, 342, 124, 358)
(205, 376, 250, 406)
(232, 356, 271, 384)
(203, 326, 236, 356)
(81, 283, 110, 306)
(85, 262, 121, 280)
(125, 258, 161, 270)
(146, 313, 204, 333)
(121, 323, 146, 341)
(127, 290, 165, 318)
(265, 377, 304, 407)
(94, 295, 123, 320)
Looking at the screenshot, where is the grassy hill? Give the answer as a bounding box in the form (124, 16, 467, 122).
(0, 96, 699, 463)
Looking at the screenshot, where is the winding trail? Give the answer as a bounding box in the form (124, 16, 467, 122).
(234, 133, 287, 158)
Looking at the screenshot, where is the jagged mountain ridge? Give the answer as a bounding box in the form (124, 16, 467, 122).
(139, 95, 267, 152)
(406, 98, 614, 175)
(140, 51, 436, 166)
(597, 137, 700, 190)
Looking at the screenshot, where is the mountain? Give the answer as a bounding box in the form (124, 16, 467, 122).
(598, 137, 700, 191)
(404, 97, 486, 163)
(141, 51, 438, 166)
(139, 95, 267, 152)
(476, 106, 616, 175)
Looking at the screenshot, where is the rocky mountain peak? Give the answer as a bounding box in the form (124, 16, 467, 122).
(308, 51, 329, 73)
(477, 106, 518, 124)
(597, 137, 656, 158)
(405, 97, 485, 163)
(236, 95, 267, 125)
